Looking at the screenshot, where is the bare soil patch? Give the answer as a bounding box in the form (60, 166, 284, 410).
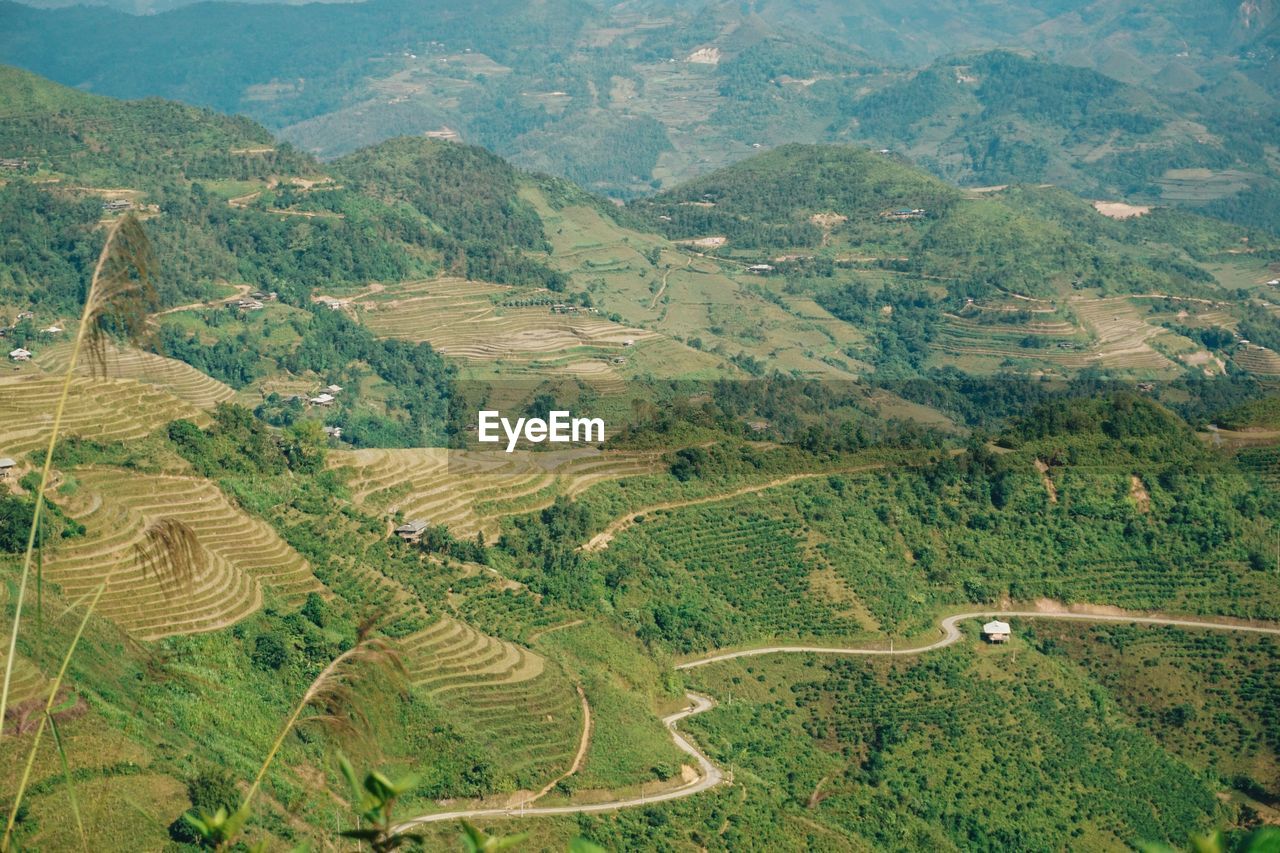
(1092, 200, 1151, 219)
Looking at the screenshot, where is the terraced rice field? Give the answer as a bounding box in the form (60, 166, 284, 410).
(356, 278, 656, 361)
(1069, 297, 1178, 372)
(44, 467, 321, 640)
(451, 661, 582, 787)
(0, 586, 47, 705)
(400, 615, 544, 695)
(552, 359, 627, 393)
(936, 312, 1091, 365)
(1236, 446, 1280, 490)
(1233, 345, 1280, 376)
(317, 555, 583, 787)
(0, 375, 207, 456)
(333, 447, 662, 539)
(34, 342, 235, 409)
(0, 653, 47, 708)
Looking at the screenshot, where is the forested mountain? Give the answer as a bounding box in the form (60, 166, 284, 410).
(2, 0, 1278, 221)
(833, 50, 1280, 215)
(726, 0, 1280, 90)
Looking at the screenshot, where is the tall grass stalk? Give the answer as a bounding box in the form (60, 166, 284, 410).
(2, 579, 109, 851)
(0, 214, 153, 734)
(243, 628, 402, 813)
(47, 712, 86, 851)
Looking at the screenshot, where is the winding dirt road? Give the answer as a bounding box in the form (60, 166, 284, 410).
(393, 691, 722, 832)
(394, 610, 1280, 830)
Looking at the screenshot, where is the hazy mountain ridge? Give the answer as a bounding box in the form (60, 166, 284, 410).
(3, 0, 1277, 207)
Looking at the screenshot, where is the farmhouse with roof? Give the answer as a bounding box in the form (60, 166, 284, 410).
(0, 458, 15, 479)
(983, 620, 1011, 643)
(9, 348, 31, 362)
(395, 520, 429, 543)
(881, 208, 926, 220)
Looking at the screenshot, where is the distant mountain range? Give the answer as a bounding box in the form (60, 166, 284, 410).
(0, 0, 1277, 221)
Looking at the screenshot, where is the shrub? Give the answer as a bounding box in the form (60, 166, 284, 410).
(251, 633, 289, 671)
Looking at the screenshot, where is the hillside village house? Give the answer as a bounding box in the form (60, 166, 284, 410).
(309, 392, 335, 407)
(395, 520, 429, 543)
(881, 208, 926, 220)
(0, 458, 15, 479)
(983, 620, 1011, 643)
(9, 348, 31, 362)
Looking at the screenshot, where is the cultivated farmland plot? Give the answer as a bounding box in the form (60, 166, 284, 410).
(34, 340, 236, 409)
(0, 374, 208, 456)
(1068, 296, 1180, 373)
(33, 459, 583, 784)
(1233, 344, 1280, 376)
(333, 447, 663, 540)
(397, 614, 583, 789)
(44, 467, 322, 639)
(936, 309, 1093, 367)
(355, 277, 656, 362)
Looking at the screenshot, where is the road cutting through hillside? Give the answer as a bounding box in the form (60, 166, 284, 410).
(393, 609, 1280, 831)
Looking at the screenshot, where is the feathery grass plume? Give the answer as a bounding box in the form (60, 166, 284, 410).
(184, 620, 405, 850)
(0, 214, 155, 737)
(81, 213, 158, 378)
(132, 518, 203, 594)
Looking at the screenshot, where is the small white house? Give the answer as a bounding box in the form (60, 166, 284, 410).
(8, 348, 31, 362)
(325, 384, 343, 394)
(309, 393, 335, 406)
(0, 458, 15, 479)
(323, 425, 343, 439)
(983, 620, 1011, 643)
(40, 325, 62, 334)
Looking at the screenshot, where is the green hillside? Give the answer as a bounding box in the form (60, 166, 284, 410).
(0, 64, 310, 189)
(3, 66, 1280, 851)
